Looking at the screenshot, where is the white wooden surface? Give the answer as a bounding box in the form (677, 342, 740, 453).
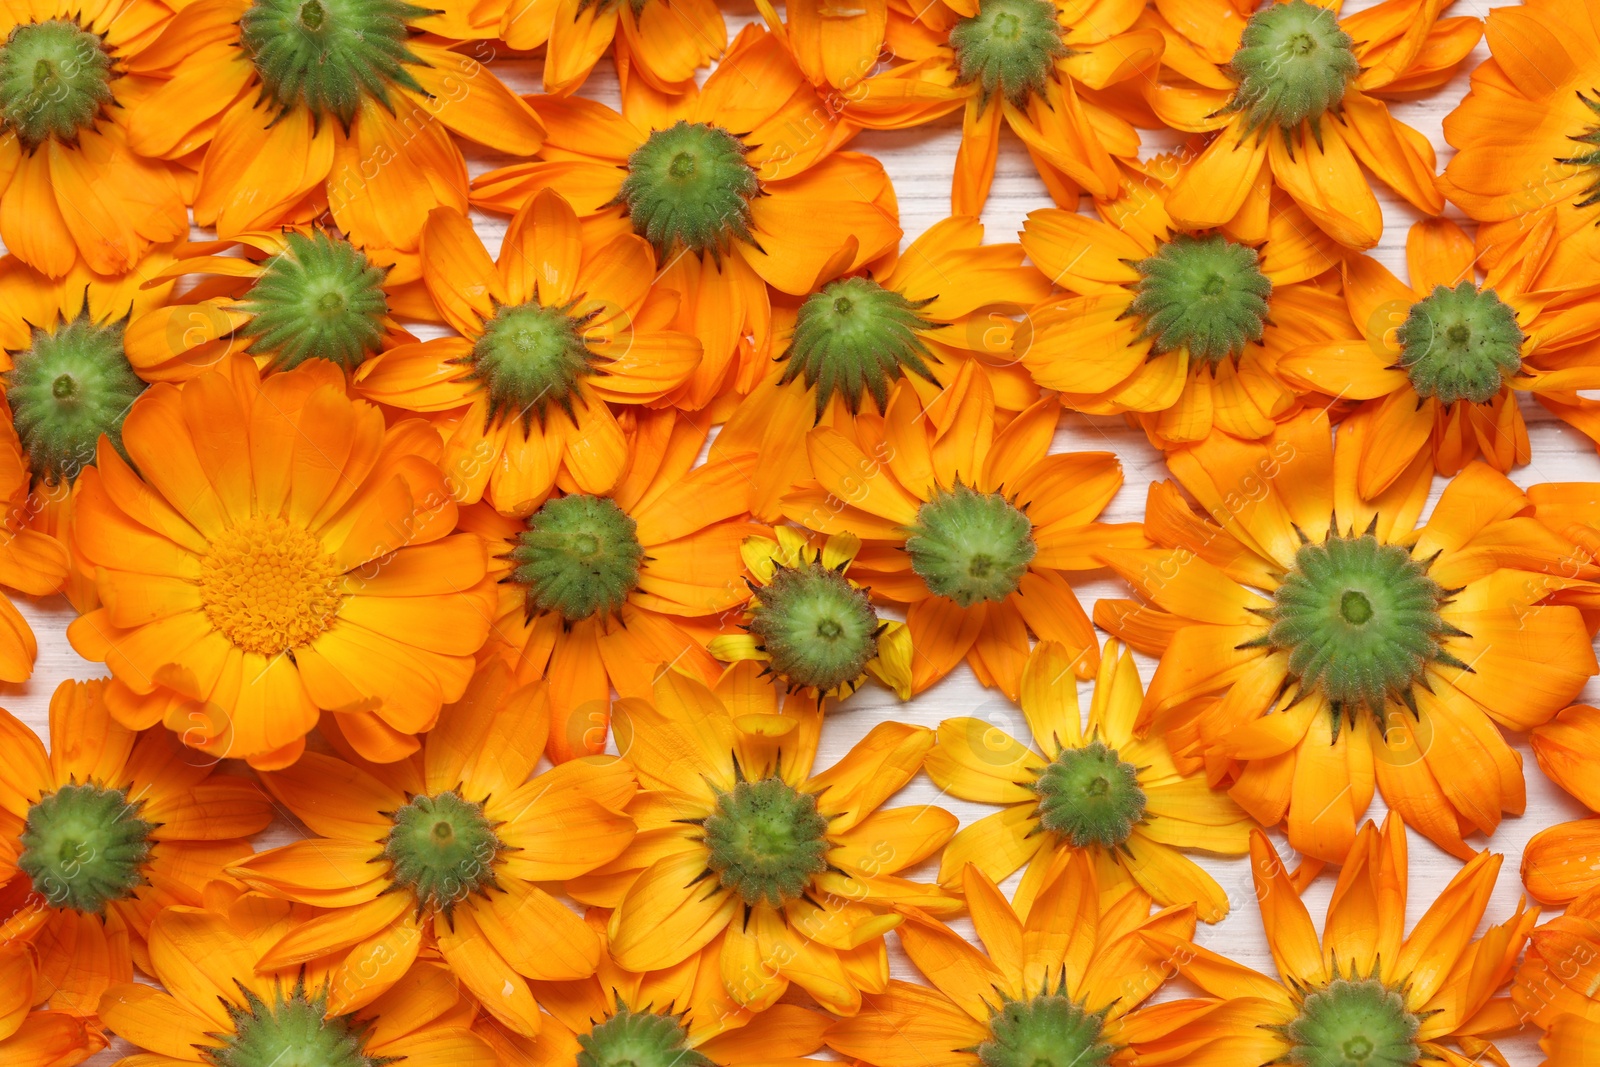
(7, 2, 1594, 1061)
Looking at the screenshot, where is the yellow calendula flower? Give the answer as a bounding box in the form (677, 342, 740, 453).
(590, 663, 958, 1016)
(1098, 406, 1597, 864)
(1148, 0, 1481, 249)
(1134, 818, 1534, 1067)
(926, 640, 1252, 923)
(226, 659, 639, 1036)
(826, 852, 1197, 1067)
(709, 530, 913, 702)
(476, 907, 828, 1067)
(0, 0, 187, 278)
(0, 680, 272, 1017)
(99, 903, 495, 1067)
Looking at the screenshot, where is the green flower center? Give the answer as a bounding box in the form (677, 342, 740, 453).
(702, 777, 830, 908)
(466, 299, 599, 429)
(949, 0, 1067, 108)
(509, 494, 644, 622)
(1228, 0, 1359, 133)
(6, 312, 146, 484)
(1393, 281, 1523, 406)
(239, 232, 390, 373)
(780, 276, 941, 419)
(1033, 740, 1146, 849)
(17, 782, 154, 915)
(977, 994, 1114, 1067)
(1285, 978, 1420, 1067)
(1127, 234, 1272, 365)
(206, 982, 393, 1067)
(238, 0, 429, 129)
(619, 120, 759, 259)
(578, 1006, 714, 1067)
(1259, 533, 1462, 718)
(747, 559, 881, 695)
(0, 19, 114, 148)
(906, 483, 1035, 608)
(380, 791, 503, 916)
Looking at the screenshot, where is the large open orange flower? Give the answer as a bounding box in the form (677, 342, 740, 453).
(1097, 406, 1597, 863)
(1019, 156, 1351, 445)
(0, 680, 271, 1017)
(467, 407, 761, 762)
(125, 0, 545, 274)
(0, 945, 102, 1067)
(478, 907, 827, 1067)
(356, 192, 700, 517)
(1132, 818, 1534, 1067)
(784, 363, 1144, 698)
(826, 853, 1197, 1067)
(470, 25, 901, 410)
(227, 659, 637, 1035)
(99, 903, 495, 1067)
(718, 215, 1050, 520)
(1148, 0, 1480, 249)
(589, 665, 957, 1016)
(65, 356, 497, 769)
(925, 640, 1252, 923)
(0, 0, 187, 278)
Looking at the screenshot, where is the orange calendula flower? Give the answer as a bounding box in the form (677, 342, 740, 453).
(477, 907, 828, 1067)
(98, 902, 495, 1067)
(64, 356, 496, 769)
(1133, 818, 1535, 1067)
(1148, 0, 1480, 249)
(122, 229, 420, 385)
(1097, 407, 1598, 863)
(227, 659, 638, 1035)
(0, 402, 69, 677)
(1522, 704, 1600, 907)
(0, 680, 272, 1016)
(825, 853, 1197, 1067)
(1440, 0, 1600, 285)
(718, 215, 1051, 518)
(462, 0, 726, 95)
(356, 191, 701, 517)
(124, 0, 545, 273)
(1019, 157, 1352, 445)
(926, 640, 1252, 923)
(848, 0, 1162, 213)
(468, 408, 761, 762)
(0, 0, 187, 278)
(1276, 218, 1561, 495)
(593, 665, 957, 1016)
(0, 944, 103, 1067)
(784, 362, 1144, 698)
(1512, 897, 1600, 1066)
(470, 26, 901, 410)
(708, 530, 913, 702)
